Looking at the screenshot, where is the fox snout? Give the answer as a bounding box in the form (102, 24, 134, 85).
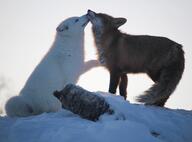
(87, 9, 96, 19)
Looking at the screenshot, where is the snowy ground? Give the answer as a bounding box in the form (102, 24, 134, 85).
(0, 92, 192, 142)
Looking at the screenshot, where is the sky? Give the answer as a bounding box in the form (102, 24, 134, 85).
(0, 0, 191, 110)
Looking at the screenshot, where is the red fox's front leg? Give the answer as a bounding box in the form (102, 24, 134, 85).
(109, 71, 120, 95)
(119, 74, 128, 99)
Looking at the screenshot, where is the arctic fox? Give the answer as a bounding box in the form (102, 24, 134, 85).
(6, 14, 96, 117)
(87, 10, 185, 106)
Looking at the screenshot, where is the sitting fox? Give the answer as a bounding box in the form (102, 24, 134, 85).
(87, 10, 185, 106)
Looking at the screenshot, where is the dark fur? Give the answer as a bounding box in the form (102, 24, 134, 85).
(87, 10, 185, 106)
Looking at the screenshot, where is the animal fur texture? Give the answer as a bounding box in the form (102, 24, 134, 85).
(5, 14, 98, 117)
(54, 84, 113, 121)
(87, 10, 185, 106)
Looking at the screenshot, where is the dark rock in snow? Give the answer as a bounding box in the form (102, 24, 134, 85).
(54, 84, 113, 121)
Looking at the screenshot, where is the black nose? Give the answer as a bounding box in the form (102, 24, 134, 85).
(87, 9, 92, 13)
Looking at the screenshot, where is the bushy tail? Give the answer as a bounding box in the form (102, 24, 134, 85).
(5, 96, 33, 117)
(137, 44, 185, 106)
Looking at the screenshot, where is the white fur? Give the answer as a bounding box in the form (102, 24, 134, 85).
(6, 15, 97, 117)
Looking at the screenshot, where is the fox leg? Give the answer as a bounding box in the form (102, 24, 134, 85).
(119, 73, 128, 99)
(109, 71, 121, 95)
(82, 60, 100, 74)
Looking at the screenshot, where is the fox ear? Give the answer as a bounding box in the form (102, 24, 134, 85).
(113, 18, 127, 28)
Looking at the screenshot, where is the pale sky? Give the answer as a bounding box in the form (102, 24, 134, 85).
(0, 0, 191, 110)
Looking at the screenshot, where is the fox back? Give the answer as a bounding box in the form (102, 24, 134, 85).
(87, 10, 185, 106)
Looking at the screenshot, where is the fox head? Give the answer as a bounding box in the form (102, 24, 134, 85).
(56, 14, 89, 37)
(87, 10, 127, 34)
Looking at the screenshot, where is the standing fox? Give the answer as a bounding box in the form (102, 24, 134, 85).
(87, 10, 185, 106)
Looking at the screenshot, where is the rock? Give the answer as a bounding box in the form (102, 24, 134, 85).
(54, 84, 113, 121)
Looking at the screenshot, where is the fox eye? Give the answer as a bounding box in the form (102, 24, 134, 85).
(75, 19, 79, 23)
(56, 25, 69, 32)
(64, 25, 69, 30)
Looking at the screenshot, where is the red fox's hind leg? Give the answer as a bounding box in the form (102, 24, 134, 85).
(119, 73, 128, 99)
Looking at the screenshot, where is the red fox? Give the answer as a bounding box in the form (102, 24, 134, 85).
(87, 10, 185, 106)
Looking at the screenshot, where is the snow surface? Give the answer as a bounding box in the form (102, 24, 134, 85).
(0, 92, 192, 142)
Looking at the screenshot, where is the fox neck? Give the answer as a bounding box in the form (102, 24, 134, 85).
(92, 27, 119, 65)
(51, 34, 84, 55)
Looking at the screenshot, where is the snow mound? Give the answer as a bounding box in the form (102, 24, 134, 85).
(0, 78, 15, 115)
(0, 92, 192, 142)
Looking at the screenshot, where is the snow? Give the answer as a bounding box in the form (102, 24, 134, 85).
(0, 78, 15, 115)
(0, 92, 192, 142)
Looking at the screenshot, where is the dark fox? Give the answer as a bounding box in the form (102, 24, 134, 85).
(87, 10, 185, 106)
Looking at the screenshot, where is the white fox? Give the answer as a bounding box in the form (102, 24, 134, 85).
(6, 14, 98, 117)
